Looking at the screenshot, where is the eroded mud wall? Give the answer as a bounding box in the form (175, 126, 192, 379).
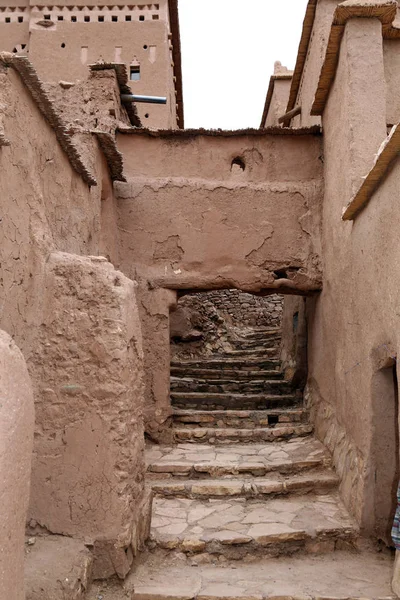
(306, 17, 395, 537)
(0, 64, 148, 576)
(116, 130, 323, 437)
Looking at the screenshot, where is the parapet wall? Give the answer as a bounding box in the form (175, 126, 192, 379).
(116, 129, 324, 295)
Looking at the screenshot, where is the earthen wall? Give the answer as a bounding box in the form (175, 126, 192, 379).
(292, 0, 339, 128)
(384, 38, 400, 125)
(0, 62, 148, 576)
(0, 0, 177, 128)
(116, 131, 324, 294)
(306, 17, 396, 536)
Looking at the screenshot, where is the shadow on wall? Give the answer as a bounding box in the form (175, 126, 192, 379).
(371, 360, 399, 546)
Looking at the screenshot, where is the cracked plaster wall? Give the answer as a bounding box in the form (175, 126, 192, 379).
(116, 133, 324, 294)
(0, 66, 148, 576)
(115, 132, 323, 437)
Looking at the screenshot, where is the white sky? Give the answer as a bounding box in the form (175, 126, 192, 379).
(179, 0, 309, 130)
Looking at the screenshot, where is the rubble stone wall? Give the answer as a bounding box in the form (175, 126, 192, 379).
(171, 290, 283, 359)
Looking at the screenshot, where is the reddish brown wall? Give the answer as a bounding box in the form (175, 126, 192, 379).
(306, 17, 394, 536)
(0, 0, 177, 128)
(115, 130, 323, 437)
(0, 64, 148, 576)
(116, 132, 324, 294)
(292, 0, 339, 128)
(0, 331, 34, 600)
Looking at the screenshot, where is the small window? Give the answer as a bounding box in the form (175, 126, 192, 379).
(18, 16, 23, 22)
(125, 14, 131, 21)
(139, 14, 145, 21)
(61, 42, 66, 48)
(84, 15, 90, 21)
(145, 113, 149, 118)
(152, 14, 159, 20)
(5, 17, 10, 23)
(71, 15, 76, 21)
(112, 15, 118, 22)
(44, 14, 50, 19)
(21, 43, 26, 49)
(130, 65, 140, 81)
(98, 15, 104, 21)
(57, 15, 63, 20)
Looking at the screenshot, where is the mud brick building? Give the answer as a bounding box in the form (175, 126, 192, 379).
(1, 1, 400, 598)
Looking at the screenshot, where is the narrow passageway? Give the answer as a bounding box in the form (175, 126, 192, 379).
(124, 291, 394, 599)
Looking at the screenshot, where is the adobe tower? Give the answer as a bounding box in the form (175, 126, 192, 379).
(0, 0, 183, 127)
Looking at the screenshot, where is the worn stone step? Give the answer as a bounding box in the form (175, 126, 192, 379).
(228, 338, 281, 350)
(224, 348, 279, 357)
(173, 424, 313, 444)
(171, 392, 300, 411)
(172, 408, 308, 428)
(170, 367, 284, 380)
(170, 358, 281, 371)
(150, 471, 340, 499)
(126, 549, 394, 600)
(170, 377, 292, 395)
(236, 327, 282, 339)
(25, 534, 93, 600)
(146, 438, 332, 479)
(149, 493, 358, 558)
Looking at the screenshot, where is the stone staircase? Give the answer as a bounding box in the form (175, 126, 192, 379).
(121, 326, 394, 600)
(48, 326, 395, 599)
(169, 327, 311, 444)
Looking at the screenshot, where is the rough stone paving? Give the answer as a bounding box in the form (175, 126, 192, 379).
(120, 323, 394, 600)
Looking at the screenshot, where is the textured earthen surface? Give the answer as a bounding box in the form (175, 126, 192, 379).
(28, 252, 147, 578)
(116, 131, 323, 294)
(0, 1, 180, 129)
(0, 331, 34, 600)
(306, 16, 397, 537)
(25, 535, 93, 600)
(2, 0, 400, 593)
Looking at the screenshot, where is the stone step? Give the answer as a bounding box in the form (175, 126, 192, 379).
(171, 358, 281, 371)
(150, 471, 340, 499)
(170, 367, 284, 380)
(172, 408, 308, 428)
(224, 348, 279, 357)
(146, 438, 332, 480)
(171, 392, 300, 411)
(25, 534, 93, 600)
(173, 424, 313, 444)
(149, 493, 358, 558)
(170, 377, 292, 395)
(227, 338, 281, 350)
(236, 327, 282, 339)
(126, 550, 394, 600)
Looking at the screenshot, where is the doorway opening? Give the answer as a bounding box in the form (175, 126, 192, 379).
(169, 289, 308, 420)
(371, 360, 399, 545)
